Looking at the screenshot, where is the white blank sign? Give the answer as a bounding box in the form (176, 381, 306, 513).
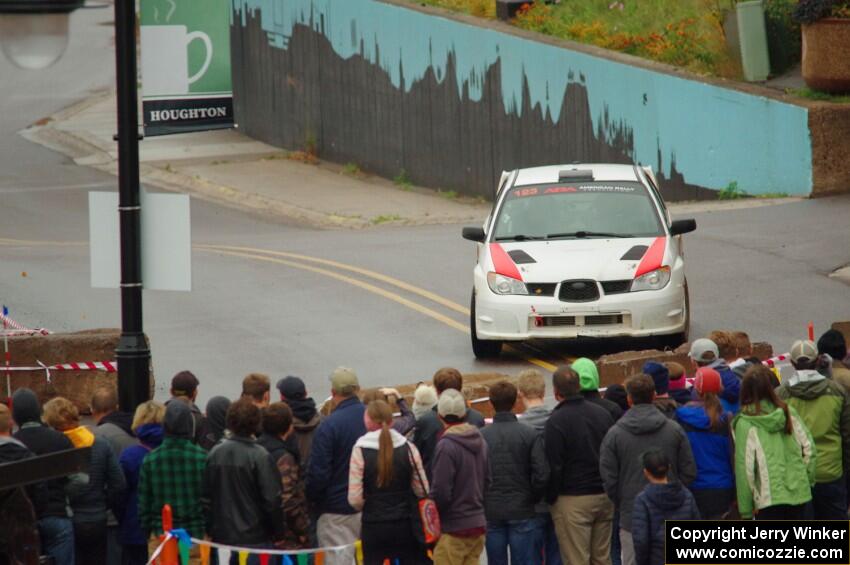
(89, 190, 192, 291)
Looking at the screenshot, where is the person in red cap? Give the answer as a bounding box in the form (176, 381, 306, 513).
(674, 368, 735, 519)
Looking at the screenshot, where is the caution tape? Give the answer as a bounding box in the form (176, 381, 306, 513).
(4, 360, 116, 383)
(0, 312, 50, 335)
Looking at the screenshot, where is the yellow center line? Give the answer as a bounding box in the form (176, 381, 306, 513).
(196, 243, 470, 315)
(202, 247, 556, 372)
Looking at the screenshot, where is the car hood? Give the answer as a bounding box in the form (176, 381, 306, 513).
(490, 237, 665, 282)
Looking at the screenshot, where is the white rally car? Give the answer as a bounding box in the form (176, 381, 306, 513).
(462, 163, 696, 358)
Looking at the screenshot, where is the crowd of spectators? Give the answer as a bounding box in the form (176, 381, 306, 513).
(1, 327, 849, 565)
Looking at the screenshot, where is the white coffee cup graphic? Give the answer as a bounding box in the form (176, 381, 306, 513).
(141, 25, 213, 96)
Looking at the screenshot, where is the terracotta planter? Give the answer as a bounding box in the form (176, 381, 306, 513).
(802, 18, 850, 93)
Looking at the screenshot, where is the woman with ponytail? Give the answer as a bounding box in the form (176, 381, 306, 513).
(348, 400, 430, 564)
(675, 368, 735, 518)
(732, 364, 816, 520)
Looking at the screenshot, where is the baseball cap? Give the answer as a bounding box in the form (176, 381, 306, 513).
(689, 339, 719, 363)
(276, 376, 307, 400)
(790, 340, 818, 363)
(329, 367, 359, 392)
(171, 370, 199, 396)
(694, 367, 722, 395)
(437, 389, 467, 420)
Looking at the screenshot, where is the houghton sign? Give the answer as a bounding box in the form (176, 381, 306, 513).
(140, 0, 233, 136)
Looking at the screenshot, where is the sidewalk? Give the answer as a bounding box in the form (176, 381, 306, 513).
(20, 90, 491, 229)
(20, 90, 801, 227)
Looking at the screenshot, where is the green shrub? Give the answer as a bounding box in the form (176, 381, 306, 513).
(764, 0, 801, 75)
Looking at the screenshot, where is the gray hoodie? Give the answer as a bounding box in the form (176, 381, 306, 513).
(599, 403, 696, 531)
(430, 424, 491, 533)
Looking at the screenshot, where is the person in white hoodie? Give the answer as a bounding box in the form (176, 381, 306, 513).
(348, 400, 430, 564)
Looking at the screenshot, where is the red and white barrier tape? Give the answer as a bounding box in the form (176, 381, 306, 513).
(0, 312, 50, 335)
(4, 360, 116, 383)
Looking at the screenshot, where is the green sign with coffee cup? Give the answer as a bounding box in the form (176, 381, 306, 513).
(140, 0, 233, 135)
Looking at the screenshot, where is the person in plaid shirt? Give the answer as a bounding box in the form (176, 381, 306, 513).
(138, 399, 207, 540)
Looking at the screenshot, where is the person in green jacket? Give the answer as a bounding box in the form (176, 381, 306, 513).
(732, 365, 816, 520)
(777, 339, 850, 519)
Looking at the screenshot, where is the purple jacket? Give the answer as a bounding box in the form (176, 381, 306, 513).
(430, 423, 490, 533)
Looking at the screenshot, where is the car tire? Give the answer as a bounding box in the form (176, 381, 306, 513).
(662, 280, 690, 348)
(470, 292, 502, 358)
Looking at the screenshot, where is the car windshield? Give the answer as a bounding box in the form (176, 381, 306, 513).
(492, 181, 663, 241)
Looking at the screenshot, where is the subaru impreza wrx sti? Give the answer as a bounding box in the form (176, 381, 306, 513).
(462, 163, 697, 358)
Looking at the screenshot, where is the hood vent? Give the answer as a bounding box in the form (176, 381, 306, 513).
(621, 245, 649, 261)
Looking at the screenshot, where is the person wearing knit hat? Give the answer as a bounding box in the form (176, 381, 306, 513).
(674, 367, 734, 519)
(643, 362, 677, 419)
(573, 358, 623, 422)
(665, 362, 691, 405)
(412, 384, 438, 420)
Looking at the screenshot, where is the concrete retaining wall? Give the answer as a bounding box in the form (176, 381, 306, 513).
(230, 0, 832, 200)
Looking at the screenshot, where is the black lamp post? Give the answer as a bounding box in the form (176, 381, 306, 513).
(0, 0, 151, 412)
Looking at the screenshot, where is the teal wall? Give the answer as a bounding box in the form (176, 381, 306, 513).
(233, 0, 813, 196)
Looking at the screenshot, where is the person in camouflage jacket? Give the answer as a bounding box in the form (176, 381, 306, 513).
(258, 403, 310, 548)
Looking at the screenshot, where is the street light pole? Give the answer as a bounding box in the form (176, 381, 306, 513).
(114, 0, 150, 412)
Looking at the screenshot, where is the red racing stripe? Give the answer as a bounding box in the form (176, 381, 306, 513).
(634, 237, 667, 278)
(489, 243, 523, 281)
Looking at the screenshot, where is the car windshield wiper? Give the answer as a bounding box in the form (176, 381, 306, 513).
(546, 231, 634, 239)
(494, 234, 544, 241)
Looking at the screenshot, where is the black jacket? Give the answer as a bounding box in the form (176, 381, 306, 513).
(414, 405, 485, 478)
(203, 435, 285, 545)
(545, 396, 614, 502)
(582, 390, 623, 422)
(632, 483, 700, 565)
(12, 388, 74, 519)
(481, 412, 549, 521)
(0, 436, 42, 564)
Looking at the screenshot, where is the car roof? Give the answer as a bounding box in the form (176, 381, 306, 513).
(512, 163, 640, 187)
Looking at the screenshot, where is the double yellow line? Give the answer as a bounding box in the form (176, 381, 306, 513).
(0, 237, 565, 371)
(196, 244, 560, 372)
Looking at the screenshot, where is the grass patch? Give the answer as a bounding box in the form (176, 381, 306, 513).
(371, 214, 403, 225)
(438, 189, 459, 199)
(755, 191, 790, 199)
(415, 0, 739, 78)
(287, 150, 319, 165)
(342, 162, 363, 176)
(394, 169, 413, 191)
(787, 87, 850, 104)
(718, 181, 747, 200)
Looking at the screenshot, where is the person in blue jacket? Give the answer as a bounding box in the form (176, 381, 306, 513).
(674, 367, 735, 519)
(632, 450, 700, 565)
(119, 401, 165, 565)
(306, 367, 367, 558)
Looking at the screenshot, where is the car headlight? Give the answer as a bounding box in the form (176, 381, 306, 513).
(631, 266, 671, 292)
(487, 272, 528, 295)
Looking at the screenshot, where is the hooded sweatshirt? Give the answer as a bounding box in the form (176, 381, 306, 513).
(574, 358, 623, 422)
(632, 483, 700, 565)
(12, 388, 74, 519)
(776, 370, 850, 483)
(732, 402, 815, 519)
(203, 396, 231, 448)
(599, 404, 696, 531)
(430, 423, 490, 533)
(675, 403, 734, 490)
(286, 397, 321, 467)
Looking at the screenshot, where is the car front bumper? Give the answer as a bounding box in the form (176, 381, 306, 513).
(474, 281, 687, 341)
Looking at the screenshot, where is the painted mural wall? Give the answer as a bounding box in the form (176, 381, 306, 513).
(231, 0, 813, 199)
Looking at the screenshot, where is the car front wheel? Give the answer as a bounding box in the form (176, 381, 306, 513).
(470, 292, 502, 358)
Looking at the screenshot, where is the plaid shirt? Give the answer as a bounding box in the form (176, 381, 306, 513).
(138, 437, 207, 539)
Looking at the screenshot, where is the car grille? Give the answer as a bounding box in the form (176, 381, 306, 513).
(585, 314, 624, 326)
(526, 283, 557, 297)
(601, 280, 632, 295)
(558, 280, 599, 302)
(540, 316, 577, 327)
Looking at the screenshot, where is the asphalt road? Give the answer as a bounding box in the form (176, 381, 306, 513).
(2, 9, 849, 407)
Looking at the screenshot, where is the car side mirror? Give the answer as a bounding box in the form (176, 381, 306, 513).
(669, 219, 697, 236)
(462, 226, 486, 242)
